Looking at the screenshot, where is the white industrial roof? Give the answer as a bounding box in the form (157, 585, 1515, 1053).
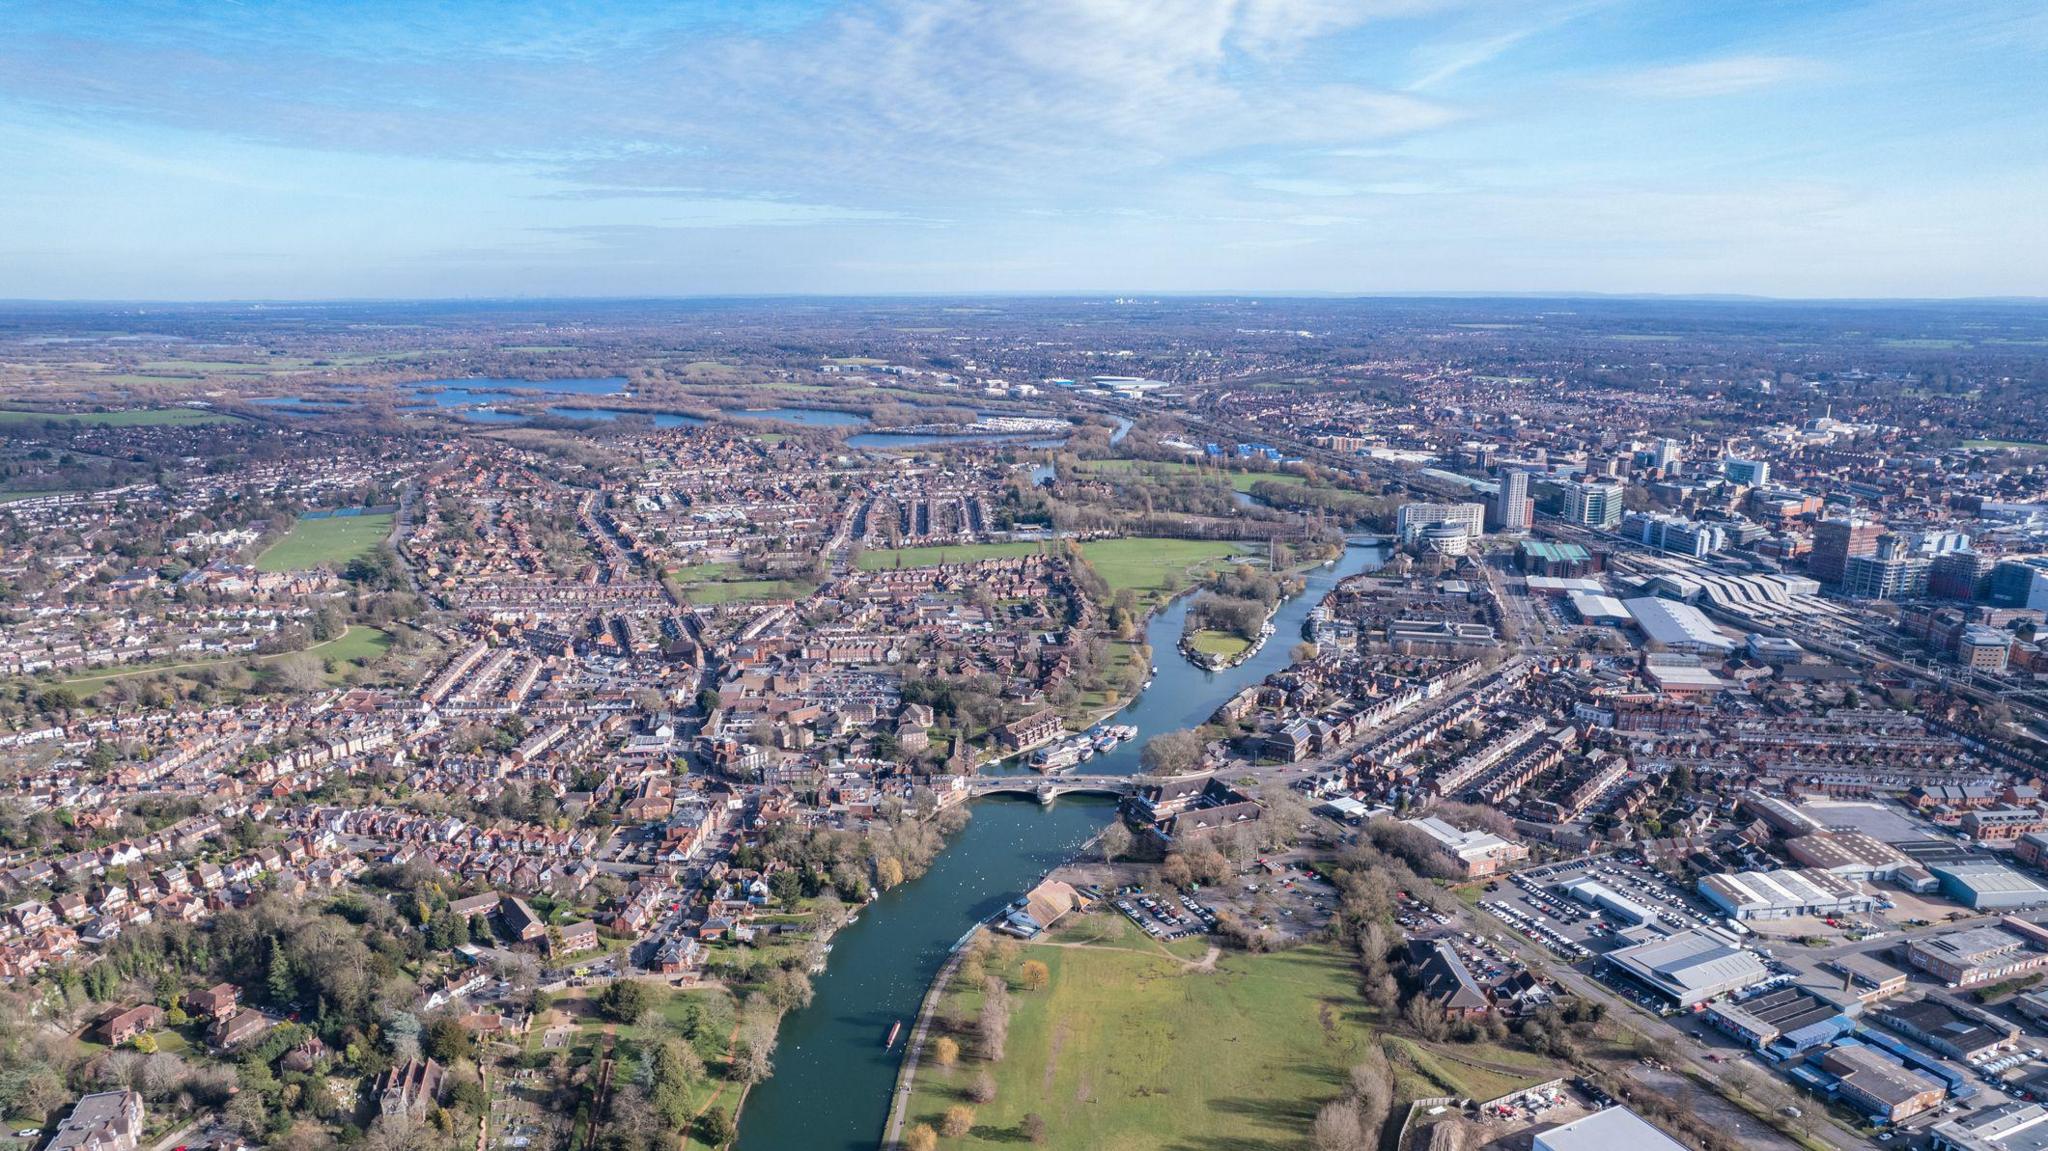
(1623, 596, 1736, 653)
(1568, 592, 1631, 622)
(1534, 1107, 1688, 1151)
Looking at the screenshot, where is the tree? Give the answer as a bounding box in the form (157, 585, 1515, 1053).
(697, 1108, 737, 1147)
(905, 1123, 939, 1151)
(942, 1106, 976, 1138)
(979, 977, 1010, 1062)
(1140, 729, 1203, 776)
(1020, 1113, 1047, 1144)
(596, 979, 652, 1023)
(1160, 852, 1194, 890)
(1019, 960, 1050, 992)
(423, 1011, 471, 1056)
(1311, 1099, 1367, 1151)
(932, 1036, 959, 1067)
(875, 856, 906, 890)
(968, 1069, 997, 1104)
(1098, 821, 1132, 863)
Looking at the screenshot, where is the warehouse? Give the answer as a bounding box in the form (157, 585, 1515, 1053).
(1697, 868, 1878, 921)
(1902, 920, 2048, 987)
(1874, 998, 2017, 1062)
(1533, 1107, 1687, 1151)
(1623, 596, 1737, 655)
(1784, 830, 1914, 882)
(1931, 862, 2048, 911)
(1603, 928, 1770, 1007)
(1557, 876, 1659, 926)
(1567, 591, 1631, 626)
(1931, 1102, 2048, 1151)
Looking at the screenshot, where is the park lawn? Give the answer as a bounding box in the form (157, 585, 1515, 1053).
(1187, 630, 1250, 660)
(53, 625, 395, 696)
(679, 579, 815, 605)
(669, 561, 744, 583)
(0, 406, 235, 427)
(853, 537, 1251, 609)
(1078, 459, 1295, 492)
(311, 625, 395, 680)
(857, 541, 1046, 569)
(254, 513, 393, 571)
(1077, 538, 1250, 606)
(905, 920, 1370, 1151)
(1965, 439, 2048, 450)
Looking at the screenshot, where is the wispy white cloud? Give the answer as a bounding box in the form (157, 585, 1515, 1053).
(1595, 54, 1817, 99)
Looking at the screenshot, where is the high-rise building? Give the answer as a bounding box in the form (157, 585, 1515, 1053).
(1622, 512, 1727, 558)
(1842, 554, 1930, 600)
(1560, 480, 1625, 531)
(1810, 518, 1882, 584)
(1396, 502, 1486, 545)
(1722, 457, 1770, 487)
(1930, 550, 1994, 601)
(1492, 469, 1533, 532)
(1990, 557, 2048, 610)
(1651, 438, 1682, 470)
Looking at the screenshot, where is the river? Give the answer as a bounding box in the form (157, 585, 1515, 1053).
(732, 541, 1385, 1151)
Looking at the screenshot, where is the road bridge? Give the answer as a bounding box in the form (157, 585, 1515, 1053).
(966, 774, 1144, 804)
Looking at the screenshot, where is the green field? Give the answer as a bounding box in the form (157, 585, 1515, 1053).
(1187, 630, 1251, 659)
(857, 542, 1046, 569)
(1077, 459, 1296, 492)
(1078, 538, 1251, 605)
(1964, 439, 2048, 451)
(55, 625, 394, 695)
(254, 513, 394, 571)
(854, 538, 1250, 609)
(0, 407, 235, 427)
(678, 578, 815, 605)
(905, 916, 1374, 1151)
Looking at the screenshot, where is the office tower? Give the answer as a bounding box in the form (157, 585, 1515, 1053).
(1560, 480, 1625, 531)
(1989, 557, 2048, 610)
(1929, 550, 1993, 601)
(1396, 502, 1486, 545)
(1493, 469, 1532, 532)
(1810, 518, 1882, 584)
(1841, 554, 1930, 600)
(1722, 457, 1770, 486)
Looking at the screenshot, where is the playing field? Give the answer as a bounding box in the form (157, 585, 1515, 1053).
(254, 513, 393, 571)
(854, 538, 1250, 607)
(856, 541, 1046, 569)
(1077, 538, 1251, 603)
(0, 407, 235, 427)
(903, 915, 1374, 1151)
(1186, 629, 1251, 659)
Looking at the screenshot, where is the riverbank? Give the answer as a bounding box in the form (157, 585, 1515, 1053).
(892, 911, 1379, 1151)
(730, 544, 1387, 1151)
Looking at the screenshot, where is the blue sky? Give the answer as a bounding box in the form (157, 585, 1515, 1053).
(1, 0, 2043, 299)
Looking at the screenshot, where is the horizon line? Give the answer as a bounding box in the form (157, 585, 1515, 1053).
(1, 290, 2047, 308)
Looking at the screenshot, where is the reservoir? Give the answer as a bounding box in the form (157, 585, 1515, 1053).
(733, 540, 1383, 1150)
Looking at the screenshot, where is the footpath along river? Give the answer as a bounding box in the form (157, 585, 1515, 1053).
(732, 541, 1386, 1151)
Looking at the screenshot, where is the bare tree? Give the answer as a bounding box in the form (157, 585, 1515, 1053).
(1311, 1099, 1368, 1151)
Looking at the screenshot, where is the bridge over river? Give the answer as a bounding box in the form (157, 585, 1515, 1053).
(965, 773, 1146, 803)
